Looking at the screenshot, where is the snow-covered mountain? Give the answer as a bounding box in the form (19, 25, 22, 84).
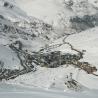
(0, 0, 98, 98)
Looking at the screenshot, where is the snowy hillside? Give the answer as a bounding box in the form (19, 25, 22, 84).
(0, 0, 98, 98)
(7, 27, 98, 90)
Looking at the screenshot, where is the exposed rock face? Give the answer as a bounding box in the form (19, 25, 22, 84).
(70, 14, 98, 32)
(0, 15, 54, 41)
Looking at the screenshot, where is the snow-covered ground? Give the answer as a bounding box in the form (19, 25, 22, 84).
(66, 27, 98, 89)
(0, 83, 98, 98)
(0, 0, 98, 98)
(7, 27, 98, 90)
(0, 45, 20, 69)
(15, 0, 65, 25)
(14, 0, 97, 25)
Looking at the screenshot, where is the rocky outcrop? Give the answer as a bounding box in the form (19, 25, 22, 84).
(70, 14, 98, 32)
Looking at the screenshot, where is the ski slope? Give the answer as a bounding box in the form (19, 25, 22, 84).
(0, 83, 98, 98)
